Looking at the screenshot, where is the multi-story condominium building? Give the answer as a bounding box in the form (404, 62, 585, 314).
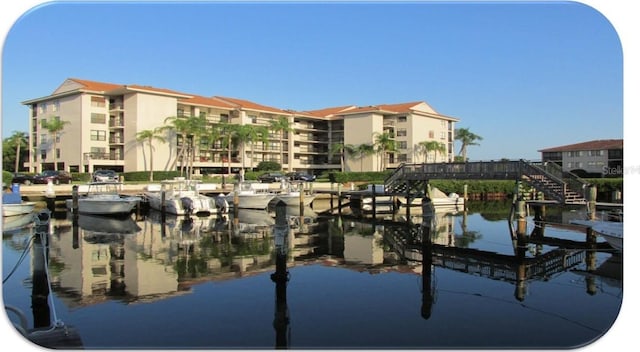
(21, 78, 459, 175)
(539, 139, 623, 177)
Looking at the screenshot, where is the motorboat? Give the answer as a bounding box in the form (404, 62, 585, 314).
(271, 184, 316, 207)
(226, 182, 276, 210)
(66, 182, 141, 215)
(397, 186, 465, 208)
(2, 212, 35, 233)
(2, 184, 36, 217)
(144, 178, 227, 216)
(570, 219, 623, 251)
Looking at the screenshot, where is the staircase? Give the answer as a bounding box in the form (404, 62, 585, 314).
(384, 160, 588, 205)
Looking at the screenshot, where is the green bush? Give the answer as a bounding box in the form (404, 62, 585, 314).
(256, 161, 281, 171)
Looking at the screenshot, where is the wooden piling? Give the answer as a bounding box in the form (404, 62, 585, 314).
(587, 185, 598, 220)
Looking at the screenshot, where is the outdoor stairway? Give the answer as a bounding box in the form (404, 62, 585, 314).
(384, 160, 588, 205)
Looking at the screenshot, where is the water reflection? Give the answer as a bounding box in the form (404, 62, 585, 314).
(2, 201, 622, 348)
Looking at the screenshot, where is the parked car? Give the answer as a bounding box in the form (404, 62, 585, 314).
(285, 172, 316, 182)
(257, 172, 289, 183)
(92, 169, 119, 183)
(33, 170, 73, 184)
(11, 173, 35, 185)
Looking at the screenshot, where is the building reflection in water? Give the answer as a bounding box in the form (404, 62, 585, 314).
(37, 202, 620, 320)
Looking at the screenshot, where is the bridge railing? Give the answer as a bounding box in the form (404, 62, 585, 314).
(529, 161, 588, 196)
(388, 160, 525, 181)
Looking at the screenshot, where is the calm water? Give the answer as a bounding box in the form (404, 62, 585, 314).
(2, 201, 622, 349)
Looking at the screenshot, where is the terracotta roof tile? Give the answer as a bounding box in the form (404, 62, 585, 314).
(180, 95, 237, 109)
(213, 96, 288, 114)
(303, 105, 356, 117)
(68, 78, 123, 92)
(539, 139, 623, 152)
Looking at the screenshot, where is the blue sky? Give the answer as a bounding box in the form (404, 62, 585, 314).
(0, 0, 628, 161)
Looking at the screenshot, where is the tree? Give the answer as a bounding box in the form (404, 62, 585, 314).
(269, 116, 294, 169)
(235, 124, 269, 171)
(7, 131, 27, 172)
(136, 128, 166, 181)
(163, 115, 207, 177)
(330, 142, 354, 172)
(418, 141, 447, 163)
(354, 143, 375, 172)
(40, 117, 70, 170)
(455, 127, 483, 161)
(373, 131, 396, 171)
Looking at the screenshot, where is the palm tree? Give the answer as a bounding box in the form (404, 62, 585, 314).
(246, 125, 269, 171)
(373, 131, 396, 171)
(455, 127, 483, 161)
(330, 142, 354, 172)
(8, 131, 27, 172)
(218, 122, 239, 175)
(235, 124, 268, 171)
(40, 117, 70, 170)
(355, 143, 375, 172)
(418, 141, 447, 163)
(164, 115, 207, 176)
(269, 116, 293, 169)
(136, 128, 166, 181)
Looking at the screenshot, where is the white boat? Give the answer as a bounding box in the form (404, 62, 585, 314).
(66, 182, 141, 215)
(2, 212, 35, 233)
(397, 186, 465, 208)
(226, 182, 276, 210)
(2, 202, 36, 217)
(2, 185, 36, 217)
(570, 219, 623, 251)
(145, 178, 227, 216)
(271, 184, 316, 207)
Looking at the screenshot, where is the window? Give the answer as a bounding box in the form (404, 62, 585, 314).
(220, 114, 229, 122)
(568, 151, 583, 157)
(52, 100, 59, 112)
(249, 115, 258, 124)
(440, 131, 446, 140)
(397, 141, 407, 150)
(397, 128, 407, 137)
(397, 116, 407, 122)
(90, 130, 107, 141)
(56, 148, 60, 158)
(90, 96, 106, 107)
(91, 113, 107, 124)
(589, 150, 603, 156)
(41, 151, 47, 159)
(39, 102, 47, 114)
(429, 130, 434, 138)
(398, 154, 408, 162)
(441, 120, 446, 128)
(177, 109, 184, 117)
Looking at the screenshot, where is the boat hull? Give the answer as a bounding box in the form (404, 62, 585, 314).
(226, 193, 276, 210)
(146, 192, 225, 215)
(66, 196, 140, 215)
(2, 202, 36, 217)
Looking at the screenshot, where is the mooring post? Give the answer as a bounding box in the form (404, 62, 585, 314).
(271, 201, 290, 348)
(371, 185, 377, 217)
(71, 185, 79, 214)
(516, 198, 527, 239)
(420, 197, 434, 320)
(337, 183, 342, 215)
(298, 182, 304, 215)
(587, 184, 598, 220)
(463, 184, 468, 210)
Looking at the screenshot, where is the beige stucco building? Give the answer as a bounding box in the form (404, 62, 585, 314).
(21, 78, 459, 175)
